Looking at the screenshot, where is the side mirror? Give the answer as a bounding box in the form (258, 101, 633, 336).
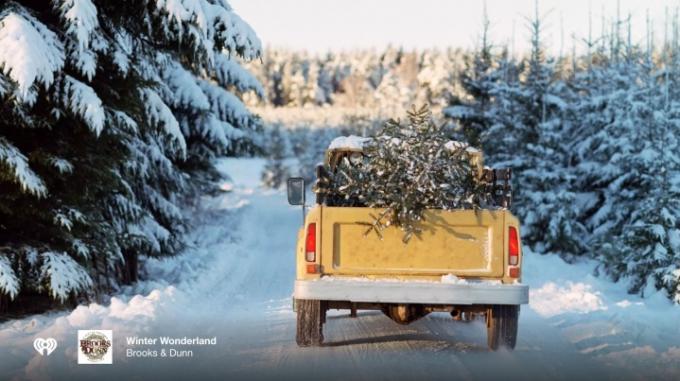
(287, 177, 305, 206)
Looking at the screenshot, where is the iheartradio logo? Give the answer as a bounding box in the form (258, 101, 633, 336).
(33, 338, 58, 356)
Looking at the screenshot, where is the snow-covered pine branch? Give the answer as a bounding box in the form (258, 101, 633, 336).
(111, 29, 132, 75)
(213, 54, 264, 97)
(143, 184, 183, 222)
(127, 216, 171, 255)
(71, 239, 90, 259)
(0, 9, 64, 104)
(163, 61, 211, 110)
(153, 0, 261, 66)
(139, 87, 188, 157)
(0, 137, 47, 197)
(60, 75, 105, 136)
(53, 0, 98, 52)
(40, 251, 92, 302)
(0, 255, 20, 299)
(48, 157, 74, 174)
(198, 79, 253, 129)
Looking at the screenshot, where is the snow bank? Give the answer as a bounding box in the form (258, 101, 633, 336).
(599, 346, 680, 378)
(522, 246, 680, 378)
(529, 282, 607, 317)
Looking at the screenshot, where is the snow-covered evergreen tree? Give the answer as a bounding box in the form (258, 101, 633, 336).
(590, 51, 680, 297)
(261, 125, 290, 189)
(0, 0, 261, 308)
(444, 5, 497, 148)
(417, 48, 456, 108)
(512, 6, 586, 258)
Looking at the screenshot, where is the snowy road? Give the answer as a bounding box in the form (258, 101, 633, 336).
(1, 158, 679, 381)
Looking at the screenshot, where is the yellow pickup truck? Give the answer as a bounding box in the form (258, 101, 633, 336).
(287, 142, 528, 350)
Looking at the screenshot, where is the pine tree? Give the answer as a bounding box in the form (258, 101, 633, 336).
(0, 0, 262, 309)
(444, 3, 497, 148)
(596, 43, 680, 298)
(517, 16, 586, 257)
(417, 49, 455, 108)
(261, 125, 290, 189)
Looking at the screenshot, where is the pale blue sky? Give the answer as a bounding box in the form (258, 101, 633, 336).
(230, 0, 677, 54)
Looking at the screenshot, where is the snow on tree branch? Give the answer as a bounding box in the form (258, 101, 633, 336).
(198, 78, 252, 127)
(0, 0, 263, 307)
(71, 239, 90, 259)
(213, 54, 264, 97)
(139, 88, 188, 156)
(109, 109, 138, 133)
(0, 10, 65, 103)
(40, 251, 93, 302)
(61, 75, 105, 136)
(0, 137, 47, 197)
(0, 73, 8, 96)
(193, 113, 229, 148)
(163, 61, 210, 110)
(54, 0, 99, 52)
(212, 8, 261, 60)
(49, 157, 74, 174)
(0, 255, 20, 299)
(143, 185, 183, 222)
(153, 0, 261, 62)
(53, 212, 73, 232)
(127, 216, 171, 254)
(70, 48, 97, 80)
(155, 0, 207, 31)
(111, 30, 132, 75)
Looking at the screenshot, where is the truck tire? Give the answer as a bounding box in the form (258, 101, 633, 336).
(296, 299, 325, 347)
(487, 305, 519, 351)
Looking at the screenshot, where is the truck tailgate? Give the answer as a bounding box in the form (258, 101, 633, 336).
(320, 207, 505, 277)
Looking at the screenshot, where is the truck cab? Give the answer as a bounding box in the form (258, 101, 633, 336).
(288, 140, 529, 350)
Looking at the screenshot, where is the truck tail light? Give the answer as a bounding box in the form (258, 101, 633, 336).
(508, 226, 519, 265)
(305, 223, 316, 262)
(508, 226, 520, 278)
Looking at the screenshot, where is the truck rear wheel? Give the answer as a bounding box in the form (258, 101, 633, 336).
(296, 299, 325, 347)
(487, 305, 519, 351)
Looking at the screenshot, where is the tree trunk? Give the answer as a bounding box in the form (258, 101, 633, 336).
(121, 251, 139, 285)
(0, 294, 6, 315)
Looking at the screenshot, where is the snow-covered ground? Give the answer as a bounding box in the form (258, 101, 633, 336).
(1, 158, 678, 381)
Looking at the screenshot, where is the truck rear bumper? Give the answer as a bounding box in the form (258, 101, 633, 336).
(294, 278, 529, 305)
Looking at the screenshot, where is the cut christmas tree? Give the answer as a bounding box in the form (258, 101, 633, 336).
(315, 105, 511, 243)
